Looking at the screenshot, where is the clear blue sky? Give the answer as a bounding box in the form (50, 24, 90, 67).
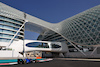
(0, 0, 100, 40)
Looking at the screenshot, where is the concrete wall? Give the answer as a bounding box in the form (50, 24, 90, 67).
(66, 50, 100, 58)
(0, 50, 23, 57)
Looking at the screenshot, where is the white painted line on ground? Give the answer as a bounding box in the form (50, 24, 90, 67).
(0, 62, 17, 65)
(56, 58, 100, 61)
(38, 58, 53, 62)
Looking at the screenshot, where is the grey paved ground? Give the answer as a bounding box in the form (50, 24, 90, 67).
(2, 59, 100, 67)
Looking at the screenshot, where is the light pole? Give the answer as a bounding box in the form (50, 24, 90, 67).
(23, 12, 27, 57)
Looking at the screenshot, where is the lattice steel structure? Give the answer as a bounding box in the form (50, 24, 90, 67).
(38, 5, 100, 46)
(0, 2, 100, 49)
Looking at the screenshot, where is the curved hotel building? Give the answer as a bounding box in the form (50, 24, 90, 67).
(0, 2, 100, 58)
(0, 14, 24, 43)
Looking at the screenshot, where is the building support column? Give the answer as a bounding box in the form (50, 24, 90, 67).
(90, 46, 98, 55)
(6, 22, 26, 48)
(60, 35, 87, 56)
(70, 42, 86, 56)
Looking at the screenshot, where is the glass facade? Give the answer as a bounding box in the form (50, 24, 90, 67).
(51, 44, 61, 48)
(0, 15, 24, 42)
(26, 42, 49, 48)
(38, 5, 100, 46)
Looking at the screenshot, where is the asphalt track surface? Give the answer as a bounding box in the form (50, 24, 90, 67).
(2, 59, 100, 67)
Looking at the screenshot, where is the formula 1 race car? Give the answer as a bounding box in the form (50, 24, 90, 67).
(17, 58, 35, 64)
(0, 58, 53, 66)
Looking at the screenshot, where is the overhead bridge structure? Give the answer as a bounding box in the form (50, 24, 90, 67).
(0, 2, 100, 58)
